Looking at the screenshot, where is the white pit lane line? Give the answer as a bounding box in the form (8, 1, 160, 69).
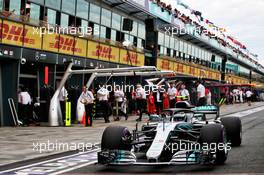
(224, 106, 264, 118)
(0, 149, 99, 175)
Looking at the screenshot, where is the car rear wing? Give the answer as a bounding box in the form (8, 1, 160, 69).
(192, 105, 220, 119)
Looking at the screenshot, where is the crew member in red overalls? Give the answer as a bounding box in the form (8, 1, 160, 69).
(147, 92, 156, 114)
(163, 92, 170, 109)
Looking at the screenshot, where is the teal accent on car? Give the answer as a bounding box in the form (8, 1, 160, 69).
(176, 123, 193, 130)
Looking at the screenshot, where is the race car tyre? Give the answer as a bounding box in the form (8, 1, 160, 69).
(101, 126, 132, 151)
(200, 124, 227, 165)
(220, 117, 242, 146)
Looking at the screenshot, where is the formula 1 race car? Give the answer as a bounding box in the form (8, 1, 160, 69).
(98, 102, 242, 165)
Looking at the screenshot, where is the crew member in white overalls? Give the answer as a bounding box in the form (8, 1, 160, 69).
(114, 87, 128, 121)
(80, 86, 94, 126)
(97, 86, 111, 123)
(59, 86, 68, 125)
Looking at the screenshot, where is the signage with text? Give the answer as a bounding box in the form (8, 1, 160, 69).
(0, 19, 145, 67)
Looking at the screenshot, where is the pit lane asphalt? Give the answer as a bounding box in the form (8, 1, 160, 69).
(64, 109, 264, 174)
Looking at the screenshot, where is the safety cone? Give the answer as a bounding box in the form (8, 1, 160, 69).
(82, 112, 86, 125)
(81, 112, 91, 126)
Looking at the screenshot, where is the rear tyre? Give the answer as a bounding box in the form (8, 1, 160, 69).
(220, 117, 242, 146)
(101, 126, 132, 151)
(200, 124, 227, 164)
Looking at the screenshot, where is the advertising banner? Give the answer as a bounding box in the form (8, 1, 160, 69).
(182, 64, 188, 74)
(194, 67, 199, 77)
(42, 32, 59, 53)
(109, 46, 119, 63)
(74, 37, 87, 57)
(87, 41, 120, 62)
(58, 34, 75, 55)
(97, 43, 111, 61)
(87, 41, 99, 60)
(189, 66, 195, 76)
(137, 53, 145, 66)
(24, 25, 42, 49)
(176, 62, 184, 73)
(157, 58, 173, 70)
(120, 49, 129, 65)
(120, 49, 139, 66)
(0, 20, 24, 46)
(207, 70, 213, 79)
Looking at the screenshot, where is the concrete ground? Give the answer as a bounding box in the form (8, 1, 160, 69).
(0, 102, 263, 167)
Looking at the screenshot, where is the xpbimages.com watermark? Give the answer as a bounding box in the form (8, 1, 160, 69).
(32, 140, 100, 153)
(164, 141, 232, 154)
(98, 83, 166, 95)
(33, 140, 231, 154)
(159, 24, 222, 38)
(32, 24, 100, 37)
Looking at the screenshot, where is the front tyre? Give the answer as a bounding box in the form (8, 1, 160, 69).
(220, 117, 242, 146)
(101, 126, 132, 151)
(200, 124, 227, 165)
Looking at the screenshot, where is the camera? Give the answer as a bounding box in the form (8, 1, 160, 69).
(21, 58, 27, 65)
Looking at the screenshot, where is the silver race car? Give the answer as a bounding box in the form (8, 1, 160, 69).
(98, 101, 242, 165)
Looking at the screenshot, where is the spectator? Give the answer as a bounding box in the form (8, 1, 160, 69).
(196, 80, 206, 106)
(135, 84, 147, 121)
(97, 86, 111, 123)
(245, 89, 253, 106)
(167, 82, 177, 108)
(18, 86, 32, 126)
(80, 86, 94, 127)
(0, 9, 15, 18)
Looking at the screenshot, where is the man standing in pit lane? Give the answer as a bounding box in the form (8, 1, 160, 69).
(196, 80, 206, 106)
(245, 89, 253, 106)
(59, 86, 68, 125)
(80, 86, 94, 127)
(167, 82, 177, 108)
(97, 86, 111, 123)
(153, 85, 164, 115)
(114, 87, 128, 121)
(179, 83, 190, 102)
(135, 84, 147, 122)
(18, 86, 32, 126)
